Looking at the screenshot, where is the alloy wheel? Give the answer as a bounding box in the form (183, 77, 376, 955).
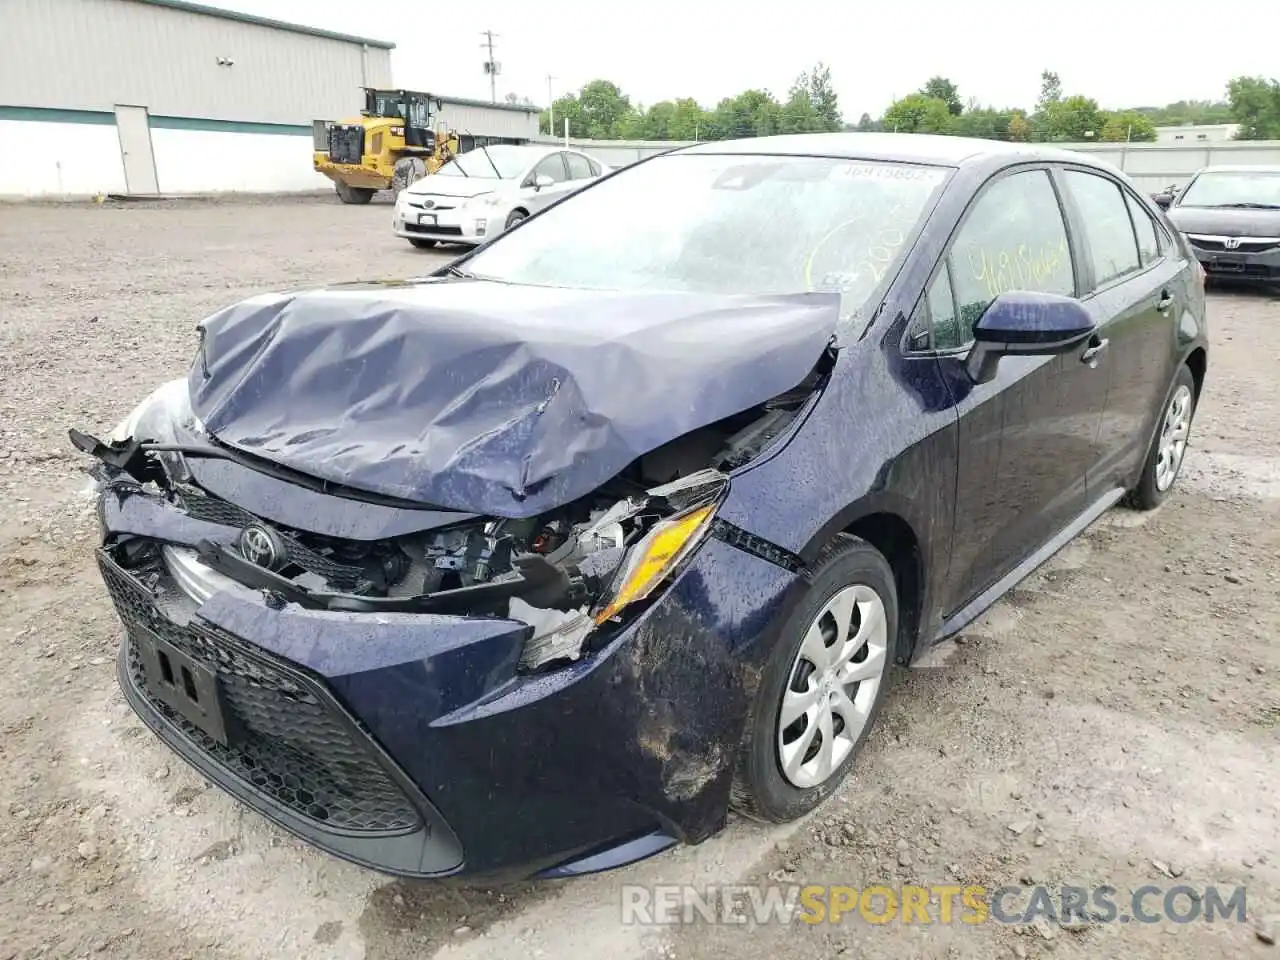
(1155, 384, 1193, 492)
(777, 583, 889, 789)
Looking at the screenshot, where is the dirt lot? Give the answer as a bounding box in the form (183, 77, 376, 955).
(0, 198, 1277, 960)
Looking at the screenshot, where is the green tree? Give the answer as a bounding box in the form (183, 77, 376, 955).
(1099, 110, 1158, 142)
(1007, 112, 1031, 141)
(576, 79, 635, 138)
(1227, 76, 1280, 139)
(1042, 95, 1104, 141)
(1037, 70, 1063, 113)
(921, 76, 963, 116)
(883, 93, 954, 134)
(855, 112, 879, 132)
(803, 62, 843, 129)
(709, 89, 781, 140)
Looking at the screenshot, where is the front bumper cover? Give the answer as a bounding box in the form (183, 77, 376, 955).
(1186, 235, 1280, 280)
(97, 483, 805, 878)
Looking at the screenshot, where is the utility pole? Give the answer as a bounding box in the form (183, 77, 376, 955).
(480, 30, 500, 104)
(547, 74, 557, 137)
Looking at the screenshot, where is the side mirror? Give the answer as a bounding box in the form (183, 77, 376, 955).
(966, 291, 1095, 384)
(533, 174, 555, 190)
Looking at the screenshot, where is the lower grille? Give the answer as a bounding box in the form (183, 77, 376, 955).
(405, 222, 463, 236)
(100, 550, 422, 835)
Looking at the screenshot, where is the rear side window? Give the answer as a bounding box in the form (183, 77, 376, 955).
(1125, 192, 1161, 265)
(944, 169, 1075, 344)
(1063, 170, 1141, 287)
(565, 152, 593, 180)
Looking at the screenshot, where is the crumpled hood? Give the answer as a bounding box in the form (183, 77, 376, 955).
(1167, 205, 1280, 236)
(189, 279, 839, 518)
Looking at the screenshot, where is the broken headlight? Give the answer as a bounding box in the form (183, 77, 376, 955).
(107, 377, 206, 483)
(517, 470, 727, 671)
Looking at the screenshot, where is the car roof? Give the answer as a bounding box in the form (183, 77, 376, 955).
(678, 132, 1094, 169)
(1194, 164, 1280, 173)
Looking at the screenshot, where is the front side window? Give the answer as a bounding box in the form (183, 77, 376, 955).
(945, 169, 1075, 338)
(1063, 170, 1141, 288)
(926, 263, 965, 350)
(1178, 170, 1280, 208)
(531, 154, 569, 184)
(464, 154, 950, 318)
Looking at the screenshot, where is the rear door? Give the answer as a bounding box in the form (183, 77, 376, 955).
(563, 151, 599, 195)
(913, 166, 1109, 615)
(1056, 168, 1185, 493)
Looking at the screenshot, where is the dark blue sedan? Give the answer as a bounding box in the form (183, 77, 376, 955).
(73, 133, 1207, 880)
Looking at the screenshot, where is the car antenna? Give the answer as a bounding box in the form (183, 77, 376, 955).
(466, 130, 503, 178)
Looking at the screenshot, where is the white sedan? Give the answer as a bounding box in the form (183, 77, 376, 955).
(393, 144, 607, 248)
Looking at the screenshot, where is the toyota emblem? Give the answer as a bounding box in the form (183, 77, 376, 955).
(238, 523, 287, 571)
(423, 199, 436, 209)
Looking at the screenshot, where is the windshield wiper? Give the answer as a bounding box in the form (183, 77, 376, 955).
(1217, 202, 1280, 209)
(444, 264, 475, 279)
(467, 130, 504, 178)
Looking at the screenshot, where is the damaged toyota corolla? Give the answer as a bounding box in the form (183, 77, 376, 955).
(74, 133, 1207, 879)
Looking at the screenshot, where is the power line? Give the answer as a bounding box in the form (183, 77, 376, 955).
(480, 30, 500, 104)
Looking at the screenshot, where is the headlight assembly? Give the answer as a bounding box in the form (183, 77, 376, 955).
(516, 470, 727, 671)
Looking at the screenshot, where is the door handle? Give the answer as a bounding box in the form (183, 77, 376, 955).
(1157, 291, 1175, 311)
(1081, 338, 1109, 366)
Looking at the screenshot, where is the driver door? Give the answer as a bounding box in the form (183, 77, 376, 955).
(923, 166, 1109, 616)
(522, 153, 572, 213)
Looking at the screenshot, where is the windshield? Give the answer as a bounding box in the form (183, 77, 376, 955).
(463, 153, 949, 316)
(437, 146, 534, 180)
(1178, 170, 1280, 208)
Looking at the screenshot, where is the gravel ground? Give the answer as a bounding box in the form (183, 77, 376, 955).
(1, 198, 1277, 960)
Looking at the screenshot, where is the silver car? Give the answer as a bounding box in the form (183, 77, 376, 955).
(393, 144, 606, 249)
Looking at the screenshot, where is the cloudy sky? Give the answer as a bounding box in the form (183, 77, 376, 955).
(222, 0, 1278, 119)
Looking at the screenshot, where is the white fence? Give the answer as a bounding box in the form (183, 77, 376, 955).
(534, 136, 1280, 193)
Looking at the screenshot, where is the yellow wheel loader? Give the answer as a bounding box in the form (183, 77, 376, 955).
(313, 89, 462, 204)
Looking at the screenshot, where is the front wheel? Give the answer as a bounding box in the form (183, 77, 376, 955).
(730, 535, 896, 822)
(504, 209, 528, 230)
(408, 238, 436, 249)
(1127, 364, 1196, 510)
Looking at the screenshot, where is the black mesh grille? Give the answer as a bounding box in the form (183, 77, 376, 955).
(175, 489, 366, 591)
(100, 551, 422, 835)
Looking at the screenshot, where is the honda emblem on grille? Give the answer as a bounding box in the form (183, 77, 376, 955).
(238, 523, 287, 570)
(1224, 237, 1241, 250)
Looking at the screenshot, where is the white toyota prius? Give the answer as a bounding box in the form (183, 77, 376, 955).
(393, 144, 607, 249)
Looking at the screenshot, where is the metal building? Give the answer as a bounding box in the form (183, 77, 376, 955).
(0, 0, 541, 197)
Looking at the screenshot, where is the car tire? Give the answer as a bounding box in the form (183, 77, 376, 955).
(504, 209, 528, 230)
(408, 238, 436, 249)
(1127, 364, 1197, 511)
(392, 157, 427, 198)
(730, 534, 896, 823)
(334, 182, 375, 205)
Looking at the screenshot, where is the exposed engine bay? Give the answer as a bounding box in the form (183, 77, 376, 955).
(78, 356, 829, 670)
